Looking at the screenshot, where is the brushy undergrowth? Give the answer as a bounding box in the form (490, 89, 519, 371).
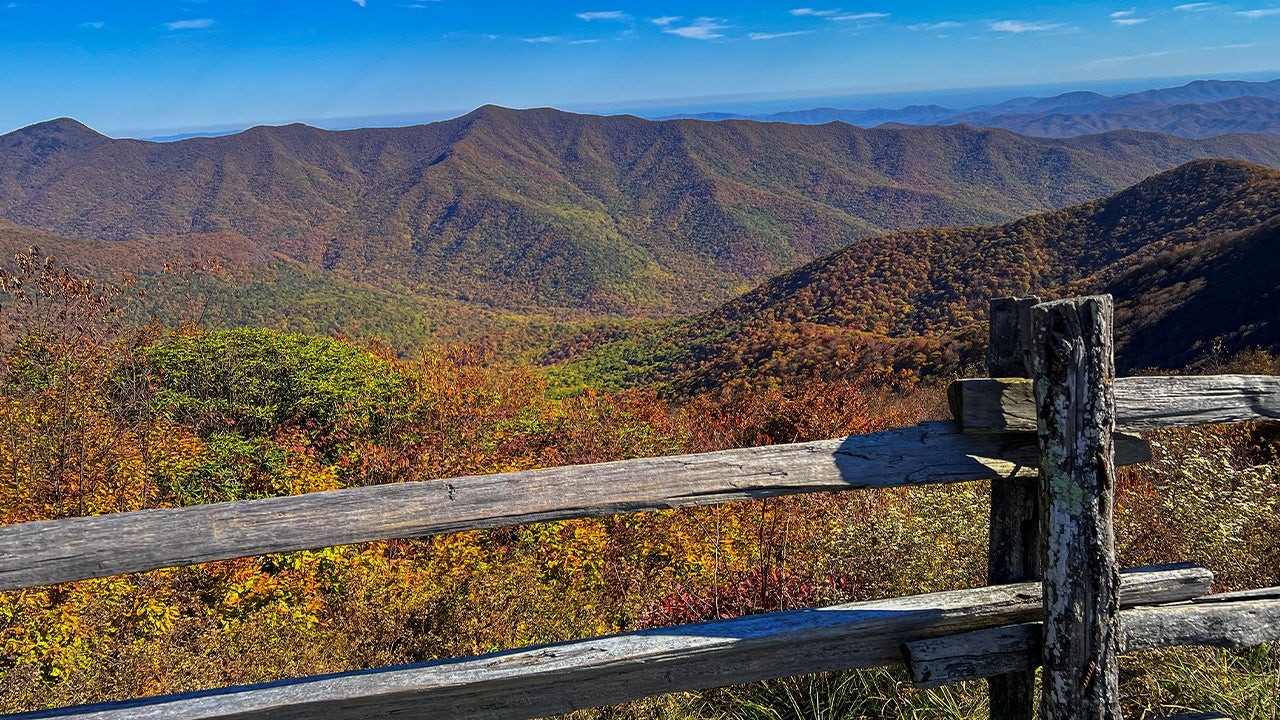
(0, 253, 1276, 717)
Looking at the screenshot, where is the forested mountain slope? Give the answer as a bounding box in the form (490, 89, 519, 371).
(544, 159, 1280, 392)
(0, 219, 560, 351)
(5, 109, 1280, 316)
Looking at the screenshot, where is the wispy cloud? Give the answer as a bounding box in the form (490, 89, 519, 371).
(663, 17, 726, 39)
(832, 12, 889, 21)
(352, 0, 366, 6)
(1109, 10, 1147, 24)
(522, 35, 559, 43)
(79, 21, 105, 29)
(907, 21, 963, 31)
(989, 20, 1064, 32)
(1087, 49, 1174, 65)
(570, 39, 600, 44)
(577, 10, 628, 21)
(750, 30, 811, 40)
(1237, 8, 1280, 18)
(166, 18, 214, 30)
(651, 16, 680, 26)
(1174, 3, 1214, 10)
(790, 7, 839, 16)
(1086, 41, 1256, 67)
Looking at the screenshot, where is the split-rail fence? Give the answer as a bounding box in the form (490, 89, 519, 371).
(0, 294, 1278, 720)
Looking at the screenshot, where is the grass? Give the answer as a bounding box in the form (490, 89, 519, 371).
(1123, 643, 1280, 720)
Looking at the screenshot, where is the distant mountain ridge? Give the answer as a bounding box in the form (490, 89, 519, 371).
(5, 107, 1280, 320)
(668, 79, 1280, 139)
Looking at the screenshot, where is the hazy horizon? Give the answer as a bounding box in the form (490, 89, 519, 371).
(8, 70, 1277, 142)
(4, 1, 1280, 138)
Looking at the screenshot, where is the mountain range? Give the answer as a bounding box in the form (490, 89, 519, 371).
(670, 79, 1280, 140)
(544, 159, 1280, 393)
(5, 106, 1280, 325)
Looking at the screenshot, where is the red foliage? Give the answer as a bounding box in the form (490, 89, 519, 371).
(640, 567, 858, 626)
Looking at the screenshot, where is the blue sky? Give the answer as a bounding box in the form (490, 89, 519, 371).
(1, 1, 1278, 136)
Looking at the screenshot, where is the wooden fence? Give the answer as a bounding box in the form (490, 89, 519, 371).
(1, 294, 1278, 720)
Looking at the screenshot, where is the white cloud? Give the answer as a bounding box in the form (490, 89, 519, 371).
(577, 11, 628, 21)
(570, 39, 600, 44)
(166, 18, 214, 30)
(663, 17, 726, 39)
(80, 21, 105, 29)
(1174, 2, 1214, 10)
(832, 12, 889, 21)
(907, 20, 962, 31)
(1087, 49, 1174, 65)
(750, 30, 811, 39)
(523, 35, 559, 43)
(1237, 8, 1280, 18)
(651, 16, 681, 26)
(352, 0, 366, 6)
(1114, 17, 1148, 24)
(989, 20, 1064, 32)
(790, 7, 839, 16)
(1088, 40, 1258, 67)
(1110, 9, 1135, 17)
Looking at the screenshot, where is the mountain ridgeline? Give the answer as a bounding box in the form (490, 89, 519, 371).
(5, 108, 1280, 319)
(544, 159, 1280, 392)
(673, 78, 1280, 140)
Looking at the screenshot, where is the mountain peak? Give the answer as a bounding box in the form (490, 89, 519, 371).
(2, 117, 112, 156)
(8, 117, 107, 140)
(462, 104, 521, 119)
(1127, 158, 1280, 193)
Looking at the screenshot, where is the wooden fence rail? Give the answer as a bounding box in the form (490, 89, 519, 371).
(1, 293, 1278, 720)
(905, 586, 1280, 688)
(6, 566, 1214, 720)
(949, 374, 1280, 433)
(0, 423, 1153, 592)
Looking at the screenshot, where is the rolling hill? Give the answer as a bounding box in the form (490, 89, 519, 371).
(673, 79, 1280, 139)
(543, 159, 1280, 393)
(948, 96, 1280, 139)
(5, 108, 1280, 320)
(0, 219, 567, 353)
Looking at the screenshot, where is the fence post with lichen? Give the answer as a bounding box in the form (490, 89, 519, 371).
(1031, 295, 1123, 720)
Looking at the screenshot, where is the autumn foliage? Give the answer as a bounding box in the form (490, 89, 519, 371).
(0, 249, 1275, 718)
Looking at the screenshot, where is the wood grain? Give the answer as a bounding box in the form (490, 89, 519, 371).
(1120, 594, 1280, 653)
(984, 296, 1040, 720)
(904, 588, 1280, 688)
(0, 421, 1057, 591)
(4, 566, 1210, 720)
(949, 375, 1280, 433)
(1031, 295, 1123, 720)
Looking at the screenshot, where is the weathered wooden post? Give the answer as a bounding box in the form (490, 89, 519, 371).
(1030, 295, 1123, 719)
(987, 296, 1041, 720)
